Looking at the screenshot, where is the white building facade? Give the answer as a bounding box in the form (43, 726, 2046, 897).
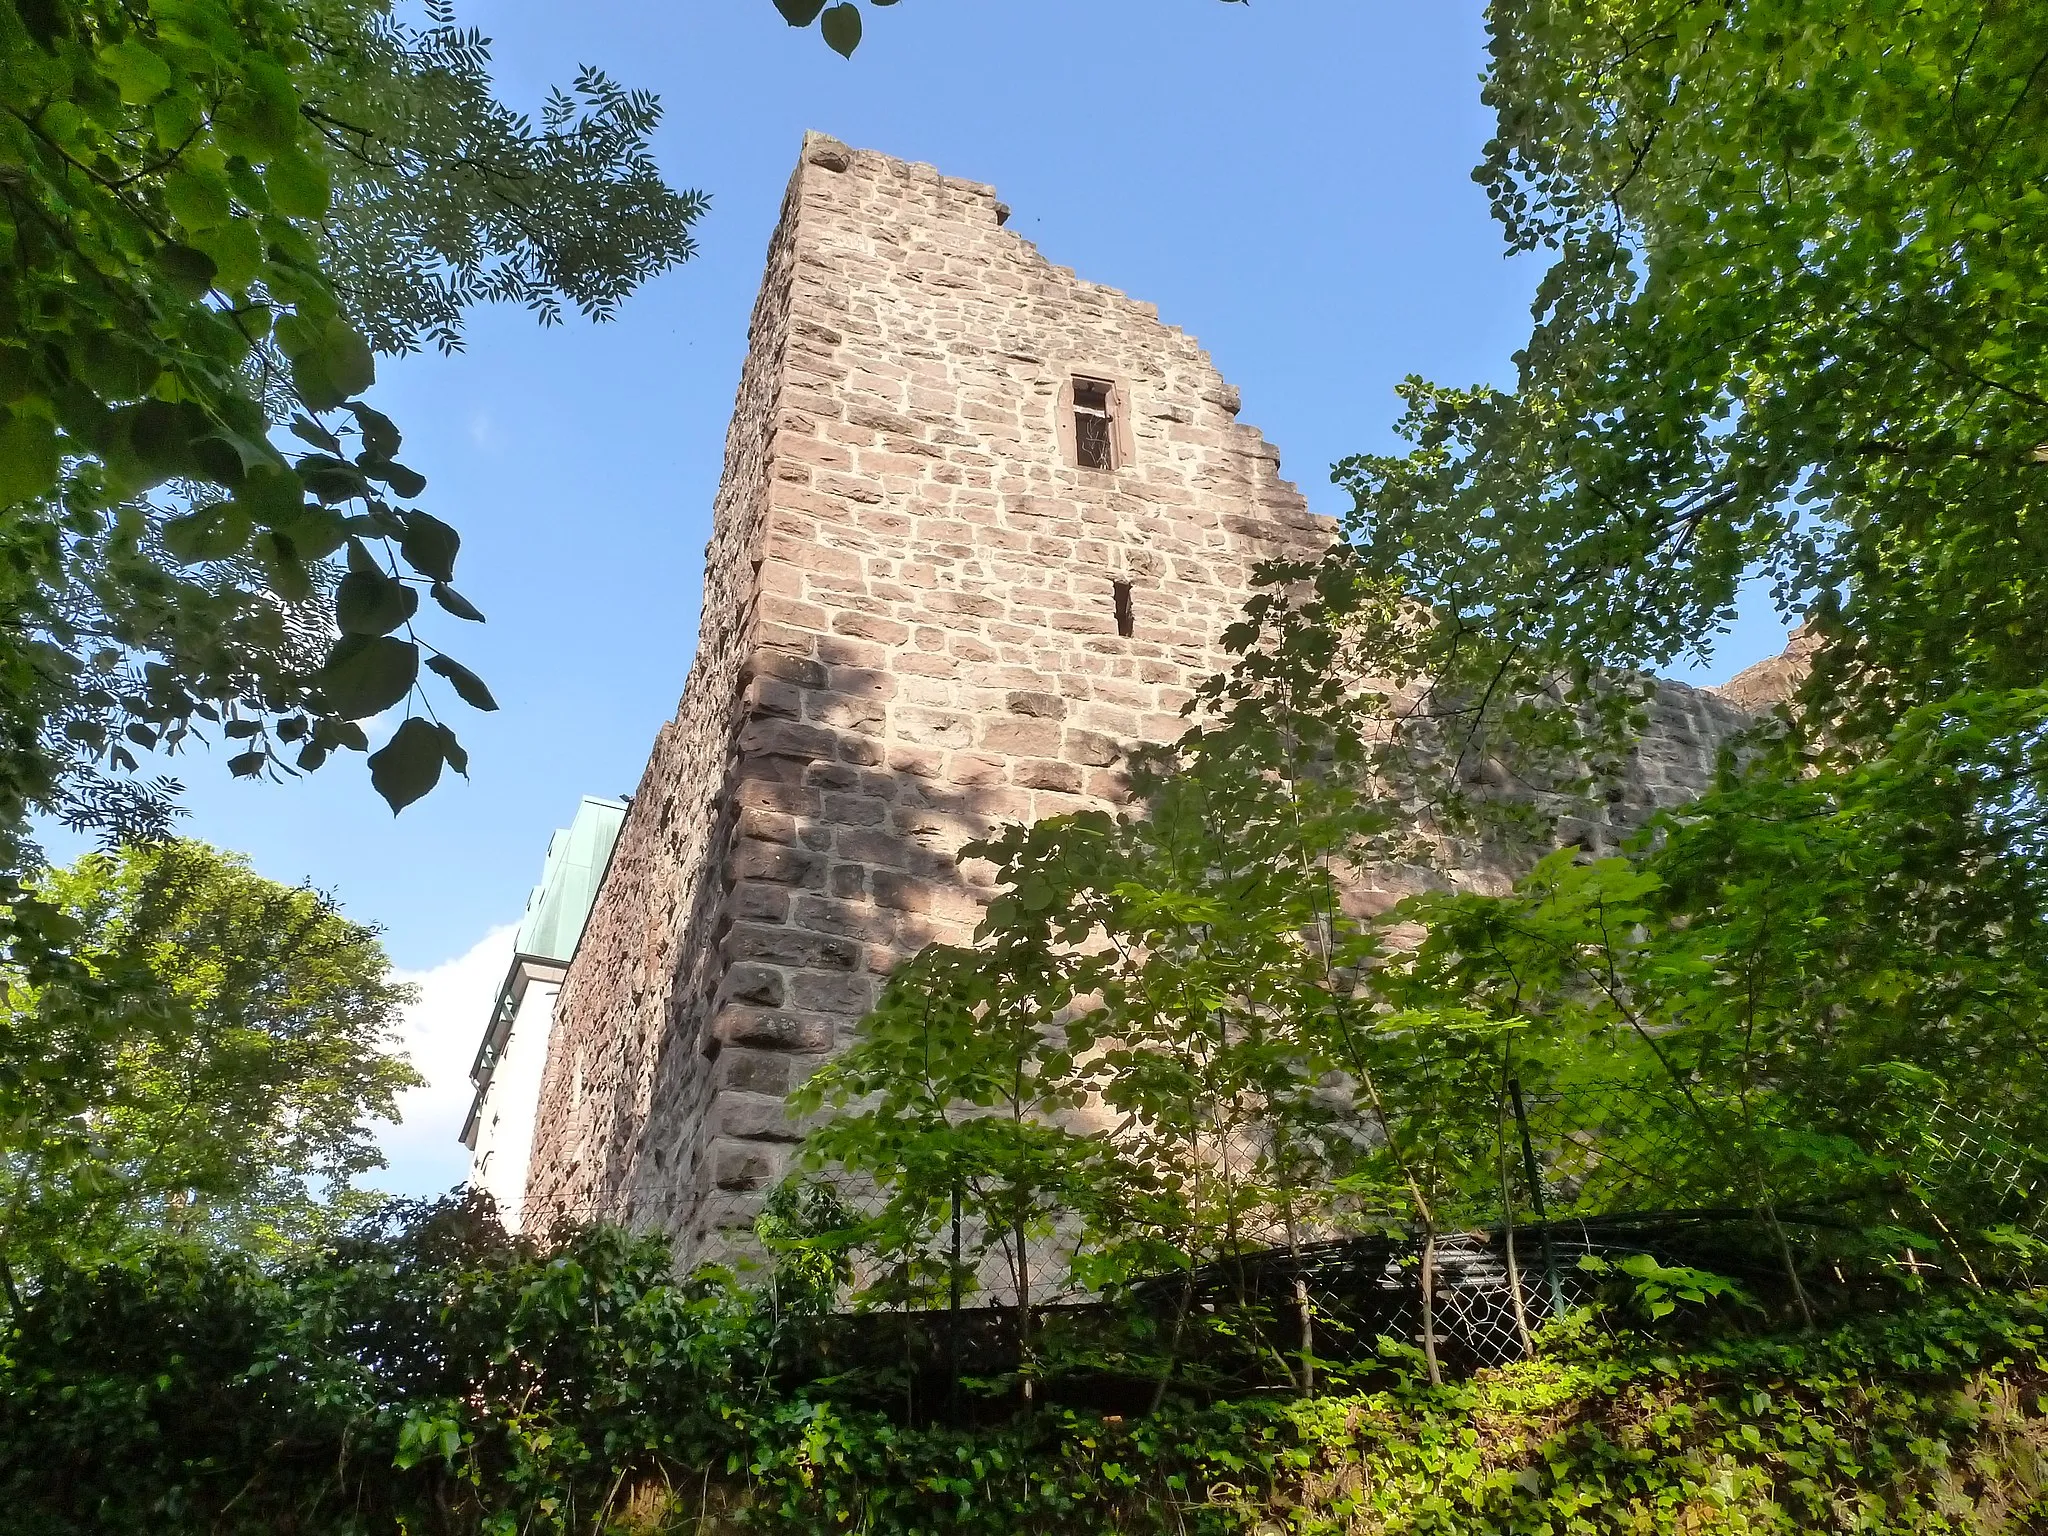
(463, 796, 626, 1230)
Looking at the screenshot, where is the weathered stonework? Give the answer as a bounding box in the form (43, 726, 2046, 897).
(524, 137, 1765, 1259)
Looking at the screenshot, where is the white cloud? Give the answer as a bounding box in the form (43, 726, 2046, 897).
(373, 923, 517, 1199)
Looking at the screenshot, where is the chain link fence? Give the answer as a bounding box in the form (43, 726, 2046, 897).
(528, 1076, 2048, 1397)
(745, 1076, 2048, 1389)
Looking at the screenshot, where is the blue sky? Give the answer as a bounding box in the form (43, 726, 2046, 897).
(93, 2, 1791, 1193)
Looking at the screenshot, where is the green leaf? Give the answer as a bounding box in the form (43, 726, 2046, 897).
(336, 569, 419, 636)
(98, 39, 170, 104)
(368, 716, 447, 812)
(437, 723, 470, 776)
(398, 512, 460, 582)
(161, 503, 253, 563)
(214, 69, 300, 161)
(0, 345, 33, 404)
(289, 415, 342, 454)
(271, 503, 348, 562)
(342, 402, 401, 461)
(296, 454, 370, 504)
(820, 2, 862, 56)
(111, 400, 200, 486)
(288, 320, 375, 412)
(430, 582, 485, 622)
(0, 410, 60, 506)
(155, 244, 217, 300)
(79, 334, 162, 399)
(254, 530, 314, 603)
(151, 90, 202, 151)
(233, 462, 312, 527)
(162, 167, 231, 232)
(227, 749, 267, 778)
(191, 218, 264, 294)
(426, 653, 498, 712)
(362, 459, 426, 499)
(774, 0, 829, 23)
(265, 147, 330, 219)
(318, 636, 419, 719)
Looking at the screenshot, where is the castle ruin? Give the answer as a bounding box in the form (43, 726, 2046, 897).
(522, 138, 1763, 1259)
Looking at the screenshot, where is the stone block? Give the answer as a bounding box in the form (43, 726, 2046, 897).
(1063, 728, 1122, 767)
(1014, 758, 1084, 793)
(978, 718, 1063, 757)
(726, 839, 824, 888)
(1005, 690, 1066, 718)
(713, 1141, 779, 1190)
(714, 1006, 833, 1052)
(871, 870, 935, 913)
(737, 780, 823, 817)
(739, 718, 839, 762)
(789, 968, 875, 1013)
(726, 882, 791, 924)
(719, 1094, 807, 1143)
(834, 611, 910, 646)
(724, 922, 860, 972)
(718, 1051, 794, 1099)
(944, 752, 1005, 787)
(737, 807, 796, 846)
(719, 965, 785, 1008)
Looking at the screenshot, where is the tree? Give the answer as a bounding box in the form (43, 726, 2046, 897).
(793, 655, 1519, 1386)
(1339, 0, 2048, 743)
(0, 839, 416, 1282)
(1, 2, 696, 1248)
(1, 0, 701, 847)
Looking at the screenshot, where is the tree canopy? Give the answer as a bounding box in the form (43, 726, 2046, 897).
(1342, 0, 2048, 740)
(0, 839, 415, 1284)
(0, 0, 701, 845)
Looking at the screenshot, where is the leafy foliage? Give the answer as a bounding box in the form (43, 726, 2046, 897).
(3, 1197, 2046, 1533)
(0, 839, 415, 1282)
(0, 1199, 764, 1535)
(301, 0, 705, 354)
(0, 0, 699, 840)
(1341, 0, 2048, 743)
(792, 674, 2048, 1369)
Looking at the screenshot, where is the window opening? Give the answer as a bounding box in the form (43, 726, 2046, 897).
(1074, 378, 1115, 470)
(1113, 580, 1134, 638)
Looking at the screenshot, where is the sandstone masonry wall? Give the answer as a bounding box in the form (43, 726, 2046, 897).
(525, 137, 1763, 1261)
(524, 169, 803, 1231)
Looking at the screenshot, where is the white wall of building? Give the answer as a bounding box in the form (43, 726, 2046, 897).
(467, 965, 562, 1232)
(461, 795, 625, 1234)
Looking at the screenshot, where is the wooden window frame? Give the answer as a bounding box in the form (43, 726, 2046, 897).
(1055, 371, 1135, 472)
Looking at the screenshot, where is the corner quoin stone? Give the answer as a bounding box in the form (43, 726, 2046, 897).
(521, 135, 1763, 1262)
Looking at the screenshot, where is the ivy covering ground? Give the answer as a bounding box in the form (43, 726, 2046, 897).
(3, 1201, 2046, 1534)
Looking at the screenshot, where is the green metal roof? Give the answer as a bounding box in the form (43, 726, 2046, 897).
(513, 795, 627, 963)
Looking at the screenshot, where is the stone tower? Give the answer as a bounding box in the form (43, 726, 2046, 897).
(523, 135, 1332, 1250)
(522, 137, 1760, 1257)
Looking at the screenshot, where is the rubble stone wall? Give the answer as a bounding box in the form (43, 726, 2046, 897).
(523, 167, 804, 1232)
(524, 137, 1764, 1261)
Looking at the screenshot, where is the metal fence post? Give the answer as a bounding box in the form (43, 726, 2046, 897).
(947, 1179, 963, 1407)
(1509, 1077, 1567, 1319)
